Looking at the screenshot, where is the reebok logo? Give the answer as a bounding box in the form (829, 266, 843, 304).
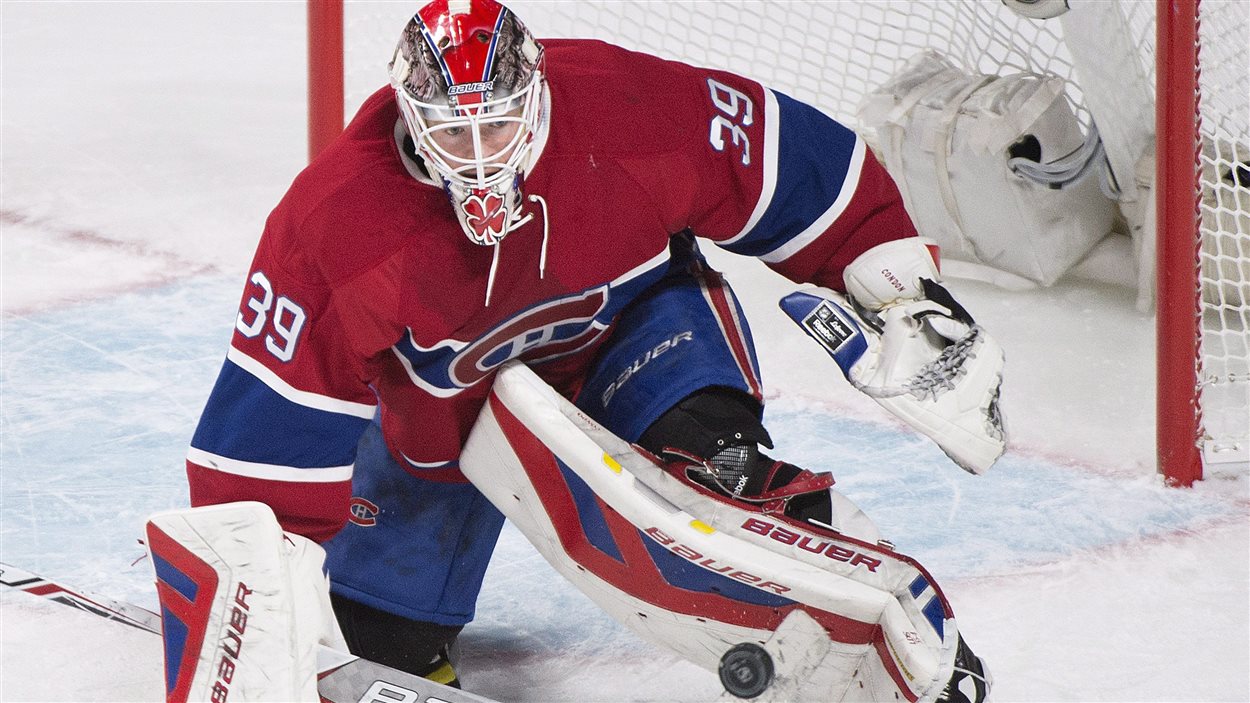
(802, 303, 855, 354)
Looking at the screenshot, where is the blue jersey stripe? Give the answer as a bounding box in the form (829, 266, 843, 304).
(190, 359, 369, 469)
(721, 90, 859, 259)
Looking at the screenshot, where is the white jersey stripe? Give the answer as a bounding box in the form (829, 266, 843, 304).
(187, 447, 353, 483)
(227, 346, 377, 419)
(759, 136, 868, 264)
(401, 453, 458, 469)
(724, 88, 781, 246)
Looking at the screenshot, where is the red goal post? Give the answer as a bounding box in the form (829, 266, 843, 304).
(306, 0, 1249, 486)
(307, 0, 343, 162)
(1155, 0, 1204, 486)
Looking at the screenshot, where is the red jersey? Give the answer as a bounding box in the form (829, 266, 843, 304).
(187, 39, 916, 541)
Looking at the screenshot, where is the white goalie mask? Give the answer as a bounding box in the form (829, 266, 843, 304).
(390, 0, 546, 247)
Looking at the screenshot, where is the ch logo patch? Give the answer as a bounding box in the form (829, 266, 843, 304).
(394, 286, 615, 396)
(392, 253, 672, 397)
(463, 190, 508, 245)
(348, 497, 379, 527)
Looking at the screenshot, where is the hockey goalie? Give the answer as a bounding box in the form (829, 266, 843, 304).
(152, 1, 1003, 700)
(148, 232, 1000, 702)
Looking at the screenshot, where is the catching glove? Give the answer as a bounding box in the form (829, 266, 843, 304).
(780, 238, 1006, 474)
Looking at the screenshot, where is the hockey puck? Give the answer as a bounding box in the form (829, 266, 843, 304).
(718, 643, 774, 699)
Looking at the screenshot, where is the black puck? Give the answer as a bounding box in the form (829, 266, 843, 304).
(718, 643, 774, 699)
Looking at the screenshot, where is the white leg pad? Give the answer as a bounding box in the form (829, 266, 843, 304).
(461, 362, 961, 701)
(145, 501, 346, 703)
(822, 489, 882, 544)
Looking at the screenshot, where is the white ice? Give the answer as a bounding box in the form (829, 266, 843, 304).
(2, 3, 1247, 702)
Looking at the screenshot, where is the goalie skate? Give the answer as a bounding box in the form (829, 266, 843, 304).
(460, 361, 980, 701)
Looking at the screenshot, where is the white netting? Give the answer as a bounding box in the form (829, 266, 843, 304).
(1196, 0, 1250, 465)
(338, 0, 1248, 467)
(345, 2, 1092, 128)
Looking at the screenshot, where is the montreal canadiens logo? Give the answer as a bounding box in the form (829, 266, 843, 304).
(463, 191, 508, 245)
(348, 497, 379, 527)
(395, 287, 613, 396)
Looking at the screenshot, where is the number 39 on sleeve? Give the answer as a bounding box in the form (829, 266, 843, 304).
(234, 270, 307, 362)
(706, 77, 754, 167)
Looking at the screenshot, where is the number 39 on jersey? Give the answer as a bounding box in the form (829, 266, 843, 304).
(706, 77, 754, 166)
(235, 270, 307, 362)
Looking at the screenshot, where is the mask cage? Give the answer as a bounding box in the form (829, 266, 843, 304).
(394, 70, 544, 191)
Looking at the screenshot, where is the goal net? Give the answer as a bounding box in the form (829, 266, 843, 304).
(315, 0, 1249, 484)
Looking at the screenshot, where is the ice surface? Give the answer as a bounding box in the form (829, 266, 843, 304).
(2, 2, 1247, 701)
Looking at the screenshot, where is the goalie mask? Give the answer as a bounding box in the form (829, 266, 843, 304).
(390, 0, 547, 247)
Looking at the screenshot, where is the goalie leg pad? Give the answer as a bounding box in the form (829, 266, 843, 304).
(461, 362, 974, 701)
(146, 502, 345, 703)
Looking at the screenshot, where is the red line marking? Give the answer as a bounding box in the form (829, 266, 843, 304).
(1, 208, 218, 314)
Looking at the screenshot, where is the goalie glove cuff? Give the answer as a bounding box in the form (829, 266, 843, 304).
(843, 237, 942, 311)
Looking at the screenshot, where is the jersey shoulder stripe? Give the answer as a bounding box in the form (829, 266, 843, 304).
(227, 347, 376, 419)
(719, 89, 862, 260)
(760, 137, 866, 264)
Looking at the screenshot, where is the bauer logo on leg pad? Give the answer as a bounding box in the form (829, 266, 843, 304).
(462, 362, 966, 701)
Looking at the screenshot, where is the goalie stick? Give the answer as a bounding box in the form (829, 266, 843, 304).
(0, 561, 496, 703)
